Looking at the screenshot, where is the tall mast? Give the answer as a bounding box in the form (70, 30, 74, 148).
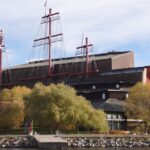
(48, 9, 52, 77)
(76, 37, 93, 77)
(0, 30, 4, 86)
(85, 38, 90, 74)
(33, 8, 63, 77)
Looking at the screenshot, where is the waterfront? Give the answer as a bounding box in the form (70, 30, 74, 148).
(1, 135, 150, 149)
(0, 148, 150, 150)
(67, 148, 150, 150)
(68, 148, 150, 150)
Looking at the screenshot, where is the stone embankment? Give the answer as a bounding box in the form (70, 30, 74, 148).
(65, 135, 150, 148)
(0, 135, 150, 148)
(0, 136, 37, 148)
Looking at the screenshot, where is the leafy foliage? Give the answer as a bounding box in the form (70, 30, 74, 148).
(0, 86, 31, 103)
(125, 82, 150, 133)
(25, 82, 109, 132)
(0, 102, 24, 131)
(0, 89, 11, 101)
(0, 86, 31, 131)
(0, 83, 108, 133)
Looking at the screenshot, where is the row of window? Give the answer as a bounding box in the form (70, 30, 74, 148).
(107, 113, 124, 120)
(107, 113, 126, 130)
(101, 69, 143, 76)
(108, 121, 126, 130)
(92, 84, 120, 89)
(83, 84, 129, 100)
(83, 92, 128, 100)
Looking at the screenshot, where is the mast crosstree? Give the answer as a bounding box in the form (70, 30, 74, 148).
(76, 37, 93, 77)
(1, 8, 98, 86)
(33, 8, 63, 77)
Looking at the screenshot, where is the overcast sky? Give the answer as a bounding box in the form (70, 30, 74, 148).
(1, 0, 150, 68)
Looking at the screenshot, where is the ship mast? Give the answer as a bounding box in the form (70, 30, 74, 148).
(33, 8, 63, 77)
(48, 9, 52, 76)
(0, 30, 4, 86)
(76, 37, 93, 77)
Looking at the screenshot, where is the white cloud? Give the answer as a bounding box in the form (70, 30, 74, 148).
(0, 0, 150, 67)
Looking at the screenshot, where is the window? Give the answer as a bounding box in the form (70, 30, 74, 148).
(107, 114, 111, 119)
(118, 114, 123, 119)
(126, 93, 129, 98)
(116, 84, 120, 89)
(107, 113, 123, 120)
(102, 93, 106, 100)
(92, 85, 96, 89)
(112, 114, 117, 119)
(107, 113, 126, 130)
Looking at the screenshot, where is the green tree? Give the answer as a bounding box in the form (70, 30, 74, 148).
(25, 82, 109, 133)
(125, 82, 150, 133)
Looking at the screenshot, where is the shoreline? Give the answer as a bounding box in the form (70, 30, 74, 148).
(64, 134, 150, 148)
(0, 135, 37, 148)
(0, 134, 150, 148)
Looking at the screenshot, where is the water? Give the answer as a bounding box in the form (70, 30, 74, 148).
(67, 148, 150, 150)
(0, 148, 149, 150)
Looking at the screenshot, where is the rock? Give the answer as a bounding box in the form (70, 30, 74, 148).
(2, 144, 6, 148)
(66, 136, 150, 148)
(0, 136, 38, 148)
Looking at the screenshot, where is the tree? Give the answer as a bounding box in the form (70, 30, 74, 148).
(125, 82, 150, 133)
(0, 86, 31, 106)
(0, 86, 31, 131)
(0, 86, 31, 101)
(0, 102, 24, 131)
(25, 82, 109, 133)
(0, 89, 11, 101)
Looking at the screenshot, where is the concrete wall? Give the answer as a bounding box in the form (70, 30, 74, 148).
(111, 51, 134, 70)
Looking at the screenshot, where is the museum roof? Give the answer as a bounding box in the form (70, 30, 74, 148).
(4, 51, 132, 70)
(91, 98, 125, 112)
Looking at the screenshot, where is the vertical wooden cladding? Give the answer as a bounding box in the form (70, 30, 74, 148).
(100, 69, 144, 84)
(111, 52, 134, 70)
(2, 70, 10, 83)
(1, 51, 136, 86)
(96, 59, 112, 72)
(146, 66, 150, 83)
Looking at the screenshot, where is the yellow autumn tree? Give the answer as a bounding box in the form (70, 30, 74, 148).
(125, 82, 150, 133)
(0, 86, 31, 131)
(0, 102, 24, 131)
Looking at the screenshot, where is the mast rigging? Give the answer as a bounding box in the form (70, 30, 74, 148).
(33, 8, 63, 77)
(0, 30, 5, 86)
(76, 37, 93, 77)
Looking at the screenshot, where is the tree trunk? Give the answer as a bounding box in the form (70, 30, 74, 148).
(76, 124, 79, 133)
(144, 122, 148, 134)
